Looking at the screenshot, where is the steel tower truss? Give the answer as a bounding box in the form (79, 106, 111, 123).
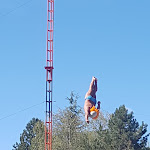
(45, 0, 54, 150)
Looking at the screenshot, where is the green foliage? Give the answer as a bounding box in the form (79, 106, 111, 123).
(108, 105, 149, 150)
(13, 93, 150, 150)
(94, 105, 150, 150)
(52, 92, 84, 150)
(66, 91, 81, 116)
(13, 118, 45, 150)
(30, 120, 45, 150)
(52, 92, 110, 150)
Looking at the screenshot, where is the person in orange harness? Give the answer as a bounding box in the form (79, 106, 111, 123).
(84, 77, 100, 124)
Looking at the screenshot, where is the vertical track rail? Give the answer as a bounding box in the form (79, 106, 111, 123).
(45, 0, 54, 150)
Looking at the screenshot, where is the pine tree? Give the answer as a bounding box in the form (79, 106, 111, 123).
(12, 118, 44, 150)
(107, 105, 149, 150)
(30, 120, 45, 150)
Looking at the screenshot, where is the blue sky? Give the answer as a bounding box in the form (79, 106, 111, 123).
(0, 0, 150, 149)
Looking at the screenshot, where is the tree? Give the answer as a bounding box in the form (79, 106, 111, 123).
(13, 97, 150, 150)
(94, 105, 150, 150)
(30, 120, 45, 150)
(109, 105, 149, 150)
(52, 92, 85, 150)
(52, 92, 110, 150)
(13, 118, 44, 150)
(82, 111, 111, 150)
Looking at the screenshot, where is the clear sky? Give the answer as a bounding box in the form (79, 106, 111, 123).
(0, 0, 150, 149)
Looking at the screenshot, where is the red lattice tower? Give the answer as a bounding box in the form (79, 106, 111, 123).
(45, 0, 54, 150)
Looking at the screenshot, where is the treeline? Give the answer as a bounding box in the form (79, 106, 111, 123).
(13, 92, 150, 150)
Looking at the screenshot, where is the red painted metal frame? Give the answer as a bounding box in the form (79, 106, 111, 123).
(45, 0, 54, 150)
